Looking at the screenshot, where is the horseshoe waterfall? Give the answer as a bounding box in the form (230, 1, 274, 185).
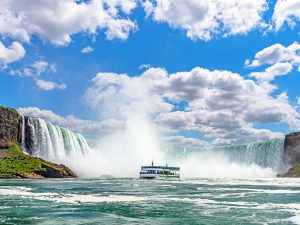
(169, 138, 285, 172)
(18, 116, 287, 174)
(19, 116, 90, 163)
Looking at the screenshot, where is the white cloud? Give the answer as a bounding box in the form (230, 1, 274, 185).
(0, 41, 25, 65)
(85, 66, 298, 144)
(35, 79, 67, 91)
(9, 60, 56, 77)
(272, 0, 300, 31)
(1, 0, 299, 46)
(246, 44, 286, 67)
(143, 1, 154, 18)
(1, 0, 298, 46)
(247, 42, 300, 68)
(85, 70, 172, 119)
(33, 61, 57, 74)
(7, 60, 64, 91)
(249, 62, 293, 82)
(81, 46, 94, 54)
(163, 136, 208, 148)
(143, 0, 267, 41)
(247, 42, 300, 82)
(19, 64, 299, 146)
(0, 0, 137, 45)
(139, 64, 152, 70)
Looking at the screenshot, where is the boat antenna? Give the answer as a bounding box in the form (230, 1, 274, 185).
(152, 160, 154, 166)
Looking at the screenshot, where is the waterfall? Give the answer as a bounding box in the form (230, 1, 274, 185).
(19, 116, 90, 162)
(168, 138, 285, 171)
(19, 115, 286, 176)
(20, 116, 26, 151)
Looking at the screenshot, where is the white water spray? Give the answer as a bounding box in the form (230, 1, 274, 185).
(20, 115, 285, 178)
(166, 138, 285, 178)
(69, 115, 165, 177)
(19, 117, 90, 163)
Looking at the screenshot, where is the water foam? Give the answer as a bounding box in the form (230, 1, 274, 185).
(0, 186, 148, 204)
(19, 116, 90, 162)
(19, 115, 286, 178)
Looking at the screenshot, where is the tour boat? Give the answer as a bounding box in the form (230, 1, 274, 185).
(139, 161, 180, 179)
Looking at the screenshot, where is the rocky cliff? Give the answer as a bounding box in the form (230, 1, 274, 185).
(0, 144, 76, 178)
(0, 106, 76, 178)
(276, 132, 300, 177)
(0, 106, 19, 148)
(283, 132, 300, 167)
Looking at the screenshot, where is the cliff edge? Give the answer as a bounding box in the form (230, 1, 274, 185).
(0, 106, 76, 179)
(283, 132, 300, 166)
(277, 132, 300, 177)
(0, 106, 19, 149)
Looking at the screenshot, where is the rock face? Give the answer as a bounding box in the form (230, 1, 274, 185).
(277, 164, 300, 177)
(283, 132, 300, 167)
(19, 116, 35, 154)
(37, 163, 76, 178)
(0, 106, 76, 179)
(0, 106, 20, 148)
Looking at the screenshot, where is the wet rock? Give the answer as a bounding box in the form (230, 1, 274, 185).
(277, 164, 300, 177)
(283, 132, 300, 166)
(37, 163, 76, 178)
(0, 106, 20, 148)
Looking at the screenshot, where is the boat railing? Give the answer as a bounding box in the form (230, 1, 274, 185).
(141, 166, 180, 171)
(140, 170, 179, 175)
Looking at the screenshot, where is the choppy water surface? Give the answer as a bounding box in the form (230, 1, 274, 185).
(0, 178, 300, 225)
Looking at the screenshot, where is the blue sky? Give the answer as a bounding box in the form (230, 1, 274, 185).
(1, 0, 300, 146)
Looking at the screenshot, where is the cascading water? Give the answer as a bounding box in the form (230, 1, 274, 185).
(19, 116, 90, 163)
(19, 115, 286, 177)
(167, 138, 285, 171)
(214, 139, 285, 170)
(20, 116, 26, 151)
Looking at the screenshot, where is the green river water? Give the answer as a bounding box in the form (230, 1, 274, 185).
(0, 178, 300, 225)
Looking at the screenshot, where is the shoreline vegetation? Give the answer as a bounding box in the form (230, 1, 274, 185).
(1, 105, 300, 178)
(0, 106, 75, 179)
(277, 164, 300, 178)
(0, 144, 76, 179)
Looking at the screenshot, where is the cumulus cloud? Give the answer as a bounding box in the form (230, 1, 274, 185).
(139, 64, 152, 70)
(84, 66, 297, 144)
(8, 60, 65, 91)
(0, 41, 25, 65)
(246, 42, 300, 68)
(0, 0, 137, 45)
(246, 42, 300, 81)
(20, 65, 298, 146)
(142, 1, 154, 18)
(249, 62, 293, 82)
(163, 136, 208, 148)
(272, 0, 300, 31)
(143, 0, 267, 41)
(35, 79, 67, 91)
(10, 60, 57, 77)
(1, 0, 299, 46)
(246, 44, 287, 67)
(81, 46, 94, 54)
(85, 70, 173, 119)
